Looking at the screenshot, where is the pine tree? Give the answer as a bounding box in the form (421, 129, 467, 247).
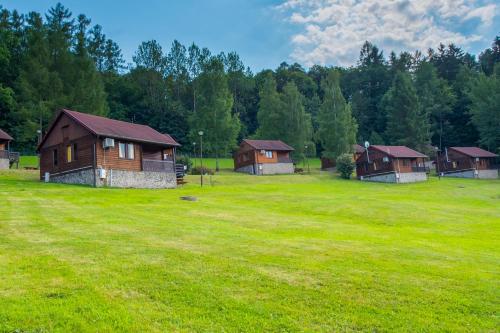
(255, 73, 286, 140)
(70, 14, 108, 116)
(316, 70, 357, 160)
(383, 71, 429, 150)
(279, 81, 313, 161)
(189, 57, 240, 171)
(468, 63, 500, 152)
(414, 61, 455, 150)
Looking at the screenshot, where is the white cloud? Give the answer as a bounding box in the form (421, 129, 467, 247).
(278, 0, 499, 66)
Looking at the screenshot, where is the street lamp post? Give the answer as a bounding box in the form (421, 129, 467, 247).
(304, 145, 310, 173)
(198, 131, 204, 187)
(192, 142, 197, 168)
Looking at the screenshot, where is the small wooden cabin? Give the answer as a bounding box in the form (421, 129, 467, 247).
(356, 145, 428, 183)
(37, 109, 180, 188)
(321, 144, 365, 170)
(234, 139, 294, 175)
(0, 128, 13, 170)
(437, 147, 498, 179)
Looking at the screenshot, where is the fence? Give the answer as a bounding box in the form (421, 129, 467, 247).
(142, 159, 174, 173)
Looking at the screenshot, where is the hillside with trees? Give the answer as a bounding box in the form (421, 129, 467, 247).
(0, 4, 499, 158)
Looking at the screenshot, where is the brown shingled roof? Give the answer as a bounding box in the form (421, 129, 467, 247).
(371, 145, 427, 158)
(353, 144, 364, 154)
(0, 128, 13, 141)
(242, 139, 294, 151)
(39, 109, 180, 149)
(450, 147, 498, 158)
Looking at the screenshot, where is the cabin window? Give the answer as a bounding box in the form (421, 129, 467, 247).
(119, 142, 134, 160)
(402, 159, 410, 167)
(119, 143, 126, 158)
(265, 151, 273, 158)
(73, 143, 78, 160)
(53, 149, 58, 166)
(127, 143, 135, 159)
(66, 145, 72, 163)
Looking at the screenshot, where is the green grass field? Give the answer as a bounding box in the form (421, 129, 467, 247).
(17, 156, 321, 171)
(0, 169, 498, 332)
(19, 155, 39, 168)
(189, 157, 321, 170)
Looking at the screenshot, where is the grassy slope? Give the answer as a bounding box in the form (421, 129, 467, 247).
(0, 170, 498, 332)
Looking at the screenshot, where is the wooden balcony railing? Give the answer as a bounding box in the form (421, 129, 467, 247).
(142, 159, 174, 173)
(412, 166, 430, 173)
(277, 156, 293, 163)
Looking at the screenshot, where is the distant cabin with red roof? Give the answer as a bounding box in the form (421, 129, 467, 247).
(37, 109, 180, 188)
(320, 144, 365, 170)
(437, 147, 498, 179)
(356, 145, 429, 183)
(0, 128, 13, 169)
(234, 139, 294, 175)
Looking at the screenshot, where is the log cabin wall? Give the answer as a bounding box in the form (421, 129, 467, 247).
(437, 149, 473, 172)
(255, 149, 278, 164)
(438, 149, 494, 171)
(234, 142, 257, 170)
(356, 148, 426, 177)
(95, 139, 142, 172)
(39, 114, 96, 176)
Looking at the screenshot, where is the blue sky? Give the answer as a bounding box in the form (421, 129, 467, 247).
(3, 1, 499, 71)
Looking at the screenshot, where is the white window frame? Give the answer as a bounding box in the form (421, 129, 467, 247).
(119, 142, 126, 159)
(127, 143, 135, 160)
(265, 150, 273, 158)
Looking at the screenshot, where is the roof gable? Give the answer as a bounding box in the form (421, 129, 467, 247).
(371, 145, 427, 158)
(450, 147, 498, 158)
(0, 128, 13, 141)
(39, 109, 180, 150)
(242, 139, 294, 151)
(353, 144, 364, 154)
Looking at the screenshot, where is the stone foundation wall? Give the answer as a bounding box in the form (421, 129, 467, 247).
(49, 168, 96, 186)
(261, 163, 294, 175)
(0, 158, 9, 170)
(361, 172, 397, 183)
(361, 172, 427, 183)
(478, 169, 499, 179)
(48, 168, 176, 188)
(443, 169, 498, 179)
(398, 172, 428, 183)
(105, 169, 176, 189)
(235, 164, 255, 174)
(442, 170, 475, 178)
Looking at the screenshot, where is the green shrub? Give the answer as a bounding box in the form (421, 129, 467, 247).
(336, 153, 355, 179)
(176, 155, 193, 171)
(191, 166, 214, 175)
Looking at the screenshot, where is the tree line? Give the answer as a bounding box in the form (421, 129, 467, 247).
(1, 3, 499, 163)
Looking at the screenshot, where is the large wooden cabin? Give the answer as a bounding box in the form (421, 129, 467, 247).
(320, 144, 365, 170)
(356, 145, 428, 183)
(234, 139, 294, 175)
(437, 147, 498, 179)
(37, 109, 180, 188)
(0, 128, 13, 170)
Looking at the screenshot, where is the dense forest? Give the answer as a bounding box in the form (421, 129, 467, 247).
(0, 3, 499, 160)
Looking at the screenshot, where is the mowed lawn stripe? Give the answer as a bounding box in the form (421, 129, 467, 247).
(0, 170, 498, 332)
